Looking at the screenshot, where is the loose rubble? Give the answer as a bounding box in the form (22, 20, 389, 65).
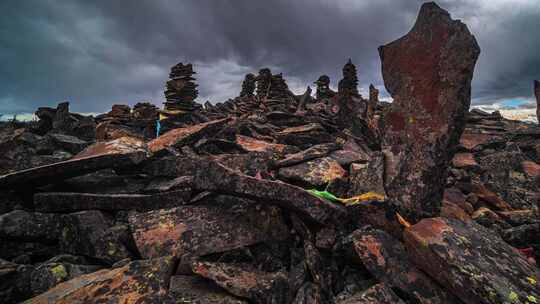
(1, 2, 539, 304)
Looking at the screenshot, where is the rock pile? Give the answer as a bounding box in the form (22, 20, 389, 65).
(164, 62, 201, 112)
(338, 59, 359, 97)
(95, 102, 159, 141)
(240, 73, 256, 97)
(314, 75, 336, 100)
(1, 2, 540, 304)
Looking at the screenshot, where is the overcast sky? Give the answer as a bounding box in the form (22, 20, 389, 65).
(1, 0, 539, 115)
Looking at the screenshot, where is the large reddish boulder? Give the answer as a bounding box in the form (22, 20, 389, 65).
(380, 2, 480, 221)
(404, 217, 540, 304)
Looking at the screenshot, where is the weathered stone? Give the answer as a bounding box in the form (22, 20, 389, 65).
(452, 152, 480, 169)
(0, 136, 147, 189)
(316, 227, 337, 250)
(304, 241, 335, 299)
(336, 283, 406, 304)
(380, 2, 480, 221)
(60, 211, 133, 264)
(441, 200, 472, 222)
(352, 228, 458, 303)
(498, 209, 539, 226)
(275, 123, 333, 148)
(460, 131, 504, 151)
(471, 183, 512, 211)
(328, 149, 370, 167)
(0, 210, 61, 243)
(128, 202, 288, 259)
(26, 257, 175, 304)
(292, 282, 323, 304)
(0, 259, 35, 304)
(278, 157, 346, 187)
(273, 143, 340, 168)
(30, 261, 102, 295)
(501, 223, 540, 248)
(46, 133, 89, 154)
(444, 187, 474, 214)
(192, 261, 288, 303)
(522, 160, 540, 178)
(34, 191, 188, 212)
(404, 217, 540, 304)
(347, 152, 385, 196)
(191, 161, 346, 225)
(148, 118, 231, 153)
(169, 275, 247, 303)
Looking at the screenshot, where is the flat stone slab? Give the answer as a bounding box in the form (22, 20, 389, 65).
(0, 137, 147, 189)
(191, 161, 346, 225)
(34, 190, 189, 212)
(25, 257, 175, 303)
(278, 157, 346, 187)
(128, 201, 288, 259)
(351, 228, 459, 303)
(404, 217, 540, 304)
(148, 118, 230, 153)
(336, 283, 405, 304)
(192, 261, 288, 303)
(169, 275, 247, 303)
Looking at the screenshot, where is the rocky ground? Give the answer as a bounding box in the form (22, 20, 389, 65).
(1, 2, 540, 304)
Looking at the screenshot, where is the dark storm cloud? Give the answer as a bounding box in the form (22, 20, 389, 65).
(1, 0, 539, 115)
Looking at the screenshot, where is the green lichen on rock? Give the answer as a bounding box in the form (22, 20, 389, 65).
(51, 264, 68, 280)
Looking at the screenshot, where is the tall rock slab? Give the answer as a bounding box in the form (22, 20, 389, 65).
(379, 2, 480, 221)
(535, 80, 540, 124)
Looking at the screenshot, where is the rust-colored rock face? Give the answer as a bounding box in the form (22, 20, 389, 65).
(351, 228, 459, 303)
(26, 257, 176, 303)
(404, 217, 540, 304)
(380, 2, 480, 221)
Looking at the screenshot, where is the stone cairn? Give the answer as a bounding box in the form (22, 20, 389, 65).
(338, 59, 359, 97)
(164, 63, 201, 112)
(314, 75, 336, 100)
(255, 68, 272, 99)
(239, 73, 256, 97)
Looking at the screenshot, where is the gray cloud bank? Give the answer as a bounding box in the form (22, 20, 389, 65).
(1, 0, 539, 114)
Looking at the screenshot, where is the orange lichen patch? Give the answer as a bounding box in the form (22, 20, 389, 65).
(404, 217, 453, 247)
(73, 136, 146, 160)
(452, 153, 478, 168)
(133, 220, 187, 258)
(148, 118, 229, 153)
(322, 160, 347, 183)
(356, 235, 386, 268)
(459, 132, 501, 150)
(522, 160, 540, 178)
(25, 257, 174, 303)
(236, 135, 287, 153)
